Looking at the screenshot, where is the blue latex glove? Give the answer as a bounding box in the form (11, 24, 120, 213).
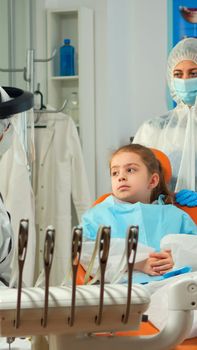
(175, 189, 197, 207)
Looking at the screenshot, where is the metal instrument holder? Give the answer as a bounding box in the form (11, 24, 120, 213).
(0, 49, 68, 112)
(95, 226, 111, 325)
(14, 219, 29, 329)
(34, 83, 46, 111)
(41, 227, 55, 328)
(68, 227, 83, 327)
(34, 81, 68, 121)
(122, 225, 139, 324)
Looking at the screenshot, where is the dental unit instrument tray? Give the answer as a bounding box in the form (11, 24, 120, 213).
(0, 86, 34, 118)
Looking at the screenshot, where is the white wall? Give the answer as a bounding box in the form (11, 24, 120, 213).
(97, 0, 169, 195)
(36, 0, 169, 197)
(129, 0, 168, 132)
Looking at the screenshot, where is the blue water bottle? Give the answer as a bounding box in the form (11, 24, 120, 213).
(60, 38, 75, 76)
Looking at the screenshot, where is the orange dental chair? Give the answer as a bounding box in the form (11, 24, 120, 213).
(0, 149, 195, 350)
(76, 148, 197, 349)
(7, 148, 196, 349)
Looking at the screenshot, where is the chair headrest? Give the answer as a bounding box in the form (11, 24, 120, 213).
(151, 148, 172, 184)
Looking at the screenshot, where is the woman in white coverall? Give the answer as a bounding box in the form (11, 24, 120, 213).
(0, 86, 36, 287)
(134, 37, 197, 207)
(0, 117, 14, 286)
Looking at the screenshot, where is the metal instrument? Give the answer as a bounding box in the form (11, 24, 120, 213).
(68, 227, 83, 326)
(122, 225, 138, 324)
(95, 226, 111, 325)
(41, 227, 55, 328)
(14, 219, 29, 329)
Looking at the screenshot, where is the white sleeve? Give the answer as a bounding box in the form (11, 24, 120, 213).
(68, 118, 91, 221)
(133, 121, 161, 147)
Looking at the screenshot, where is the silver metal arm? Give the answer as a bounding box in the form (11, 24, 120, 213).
(34, 98, 68, 117)
(34, 49, 57, 63)
(0, 49, 57, 92)
(0, 67, 24, 72)
(0, 49, 56, 70)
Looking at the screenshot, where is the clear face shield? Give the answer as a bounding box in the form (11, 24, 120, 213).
(0, 87, 12, 157)
(0, 86, 34, 158)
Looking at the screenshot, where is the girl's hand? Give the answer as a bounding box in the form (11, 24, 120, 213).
(149, 250, 174, 274)
(135, 258, 161, 276)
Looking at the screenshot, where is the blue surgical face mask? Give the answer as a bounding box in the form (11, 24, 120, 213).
(173, 77, 197, 106)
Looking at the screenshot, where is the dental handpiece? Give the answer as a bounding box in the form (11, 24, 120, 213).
(14, 219, 29, 329)
(122, 225, 138, 324)
(95, 226, 111, 325)
(41, 227, 55, 328)
(68, 227, 83, 326)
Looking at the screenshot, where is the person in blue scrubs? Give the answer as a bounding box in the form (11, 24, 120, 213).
(81, 144, 197, 277)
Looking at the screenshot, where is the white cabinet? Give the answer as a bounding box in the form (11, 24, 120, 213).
(47, 7, 95, 198)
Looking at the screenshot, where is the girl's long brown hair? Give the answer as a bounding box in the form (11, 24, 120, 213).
(110, 143, 174, 204)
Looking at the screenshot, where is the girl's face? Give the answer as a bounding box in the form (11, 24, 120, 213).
(110, 151, 159, 203)
(173, 60, 197, 79)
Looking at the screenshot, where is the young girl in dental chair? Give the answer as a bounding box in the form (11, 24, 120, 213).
(80, 144, 197, 279)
